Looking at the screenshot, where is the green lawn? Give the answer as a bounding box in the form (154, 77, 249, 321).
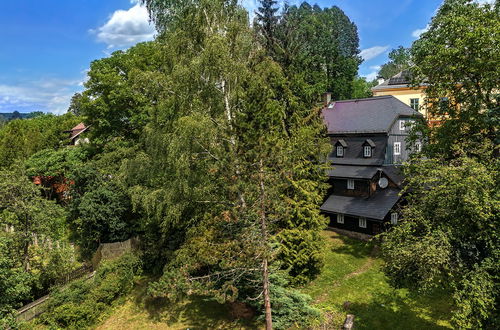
(92, 230, 453, 329)
(94, 280, 258, 330)
(302, 230, 453, 329)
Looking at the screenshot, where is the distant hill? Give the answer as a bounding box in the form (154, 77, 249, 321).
(0, 111, 44, 122)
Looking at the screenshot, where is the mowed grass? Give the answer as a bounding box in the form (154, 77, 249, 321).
(302, 230, 453, 329)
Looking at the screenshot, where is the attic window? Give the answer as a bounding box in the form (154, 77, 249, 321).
(399, 120, 406, 131)
(362, 139, 375, 158)
(364, 146, 372, 157)
(336, 145, 344, 157)
(335, 139, 347, 157)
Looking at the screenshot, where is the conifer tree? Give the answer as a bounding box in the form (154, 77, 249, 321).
(255, 0, 280, 54)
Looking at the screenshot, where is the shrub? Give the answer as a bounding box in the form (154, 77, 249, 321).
(38, 253, 142, 329)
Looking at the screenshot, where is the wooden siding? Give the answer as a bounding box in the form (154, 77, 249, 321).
(330, 178, 370, 197)
(326, 214, 381, 235)
(385, 116, 415, 164)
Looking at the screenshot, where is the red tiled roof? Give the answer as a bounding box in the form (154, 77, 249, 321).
(71, 123, 86, 131)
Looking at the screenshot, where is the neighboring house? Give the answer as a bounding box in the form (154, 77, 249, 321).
(320, 95, 422, 235)
(65, 122, 90, 145)
(371, 71, 438, 125)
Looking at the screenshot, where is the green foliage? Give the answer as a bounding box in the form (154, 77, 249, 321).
(254, 0, 280, 53)
(25, 147, 89, 179)
(0, 167, 80, 323)
(382, 3, 500, 327)
(0, 113, 80, 168)
(79, 41, 167, 143)
(274, 3, 361, 101)
(249, 271, 320, 330)
(351, 76, 375, 99)
(378, 46, 411, 80)
(39, 253, 142, 329)
(381, 157, 499, 328)
(0, 166, 67, 269)
(71, 180, 136, 257)
(411, 0, 499, 159)
(0, 235, 33, 317)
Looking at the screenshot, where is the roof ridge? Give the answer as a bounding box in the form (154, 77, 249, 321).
(331, 95, 393, 104)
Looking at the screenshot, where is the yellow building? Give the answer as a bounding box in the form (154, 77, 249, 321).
(371, 71, 428, 119)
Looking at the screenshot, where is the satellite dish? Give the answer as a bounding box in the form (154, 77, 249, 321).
(378, 177, 388, 189)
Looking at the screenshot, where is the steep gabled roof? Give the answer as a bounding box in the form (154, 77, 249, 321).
(322, 95, 421, 134)
(65, 122, 89, 140)
(71, 123, 86, 131)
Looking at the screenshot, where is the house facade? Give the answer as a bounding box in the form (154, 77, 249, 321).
(321, 95, 422, 235)
(371, 71, 443, 126)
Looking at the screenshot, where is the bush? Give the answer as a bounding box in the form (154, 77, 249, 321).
(248, 271, 320, 330)
(38, 253, 142, 329)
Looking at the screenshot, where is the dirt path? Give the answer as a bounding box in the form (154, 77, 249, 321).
(336, 245, 379, 284)
(314, 245, 379, 304)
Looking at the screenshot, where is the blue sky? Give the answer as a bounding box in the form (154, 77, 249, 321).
(0, 0, 459, 114)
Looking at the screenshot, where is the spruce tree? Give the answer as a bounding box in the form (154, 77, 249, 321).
(255, 0, 280, 54)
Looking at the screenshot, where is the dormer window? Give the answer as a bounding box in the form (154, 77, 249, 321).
(362, 139, 375, 158)
(363, 146, 371, 157)
(336, 145, 344, 157)
(334, 139, 347, 157)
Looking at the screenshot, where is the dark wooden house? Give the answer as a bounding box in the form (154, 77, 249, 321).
(321, 95, 422, 235)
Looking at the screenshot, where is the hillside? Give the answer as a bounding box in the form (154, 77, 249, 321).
(95, 230, 453, 329)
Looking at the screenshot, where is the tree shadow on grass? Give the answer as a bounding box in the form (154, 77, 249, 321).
(324, 229, 375, 259)
(141, 294, 257, 329)
(348, 289, 452, 330)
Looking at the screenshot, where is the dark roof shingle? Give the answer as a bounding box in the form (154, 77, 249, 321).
(320, 188, 401, 220)
(326, 165, 379, 179)
(322, 95, 420, 134)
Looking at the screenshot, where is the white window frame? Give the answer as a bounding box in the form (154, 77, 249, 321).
(394, 142, 401, 155)
(415, 142, 422, 152)
(359, 217, 367, 228)
(336, 145, 344, 157)
(391, 213, 398, 225)
(399, 120, 406, 131)
(410, 98, 419, 111)
(347, 179, 354, 190)
(363, 145, 372, 157)
(337, 214, 344, 224)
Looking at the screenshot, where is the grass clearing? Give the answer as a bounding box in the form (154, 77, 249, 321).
(95, 279, 257, 330)
(95, 230, 453, 329)
(302, 230, 453, 329)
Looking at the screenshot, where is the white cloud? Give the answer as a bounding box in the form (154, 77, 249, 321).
(475, 0, 495, 4)
(369, 65, 381, 71)
(412, 25, 429, 38)
(0, 78, 82, 114)
(93, 2, 156, 49)
(363, 71, 378, 82)
(359, 46, 389, 61)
